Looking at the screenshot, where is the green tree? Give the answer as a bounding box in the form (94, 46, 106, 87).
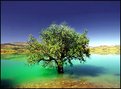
(27, 23, 90, 74)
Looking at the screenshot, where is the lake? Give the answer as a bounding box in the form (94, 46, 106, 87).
(1, 54, 120, 88)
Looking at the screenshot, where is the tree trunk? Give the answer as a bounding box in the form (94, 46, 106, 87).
(57, 65, 64, 74)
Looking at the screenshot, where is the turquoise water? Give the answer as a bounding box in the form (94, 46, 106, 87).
(1, 54, 120, 88)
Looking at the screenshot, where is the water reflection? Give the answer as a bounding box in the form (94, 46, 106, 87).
(64, 65, 106, 77)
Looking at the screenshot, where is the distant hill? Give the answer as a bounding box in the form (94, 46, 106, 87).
(2, 42, 28, 46)
(1, 42, 28, 54)
(1, 42, 120, 54)
(11, 42, 28, 46)
(90, 45, 120, 54)
(1, 42, 28, 49)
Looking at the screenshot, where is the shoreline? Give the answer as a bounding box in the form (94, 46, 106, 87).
(15, 78, 120, 88)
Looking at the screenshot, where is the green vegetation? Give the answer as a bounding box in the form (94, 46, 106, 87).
(27, 23, 90, 74)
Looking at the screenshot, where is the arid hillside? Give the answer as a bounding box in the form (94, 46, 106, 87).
(1, 42, 120, 54)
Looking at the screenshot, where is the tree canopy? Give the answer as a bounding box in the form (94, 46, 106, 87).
(27, 23, 90, 73)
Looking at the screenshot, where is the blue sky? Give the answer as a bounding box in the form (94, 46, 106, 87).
(1, 1, 120, 46)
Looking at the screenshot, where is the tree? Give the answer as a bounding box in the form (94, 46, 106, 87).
(27, 23, 90, 74)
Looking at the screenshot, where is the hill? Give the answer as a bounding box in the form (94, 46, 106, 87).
(1, 42, 120, 54)
(90, 45, 120, 54)
(1, 42, 28, 54)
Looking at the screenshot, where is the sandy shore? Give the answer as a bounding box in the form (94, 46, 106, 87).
(15, 77, 118, 88)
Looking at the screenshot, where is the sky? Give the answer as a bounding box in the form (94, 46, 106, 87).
(1, 1, 120, 46)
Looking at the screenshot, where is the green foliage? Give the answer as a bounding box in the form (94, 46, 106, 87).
(27, 22, 90, 69)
